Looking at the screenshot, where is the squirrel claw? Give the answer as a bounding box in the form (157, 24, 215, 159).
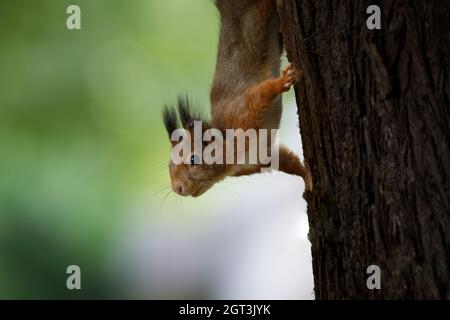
(280, 63, 300, 91)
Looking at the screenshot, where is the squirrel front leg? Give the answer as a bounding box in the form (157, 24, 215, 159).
(238, 63, 299, 130)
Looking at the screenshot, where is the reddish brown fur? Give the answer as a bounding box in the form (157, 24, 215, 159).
(165, 0, 312, 197)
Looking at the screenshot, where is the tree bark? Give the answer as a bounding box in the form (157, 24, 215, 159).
(278, 0, 450, 299)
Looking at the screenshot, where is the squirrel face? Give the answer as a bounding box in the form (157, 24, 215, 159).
(163, 96, 227, 197)
(168, 152, 225, 197)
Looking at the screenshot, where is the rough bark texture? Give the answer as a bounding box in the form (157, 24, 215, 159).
(278, 0, 450, 299)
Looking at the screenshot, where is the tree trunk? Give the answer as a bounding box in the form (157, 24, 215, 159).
(278, 0, 450, 299)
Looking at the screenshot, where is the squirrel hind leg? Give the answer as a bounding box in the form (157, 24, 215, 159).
(278, 145, 313, 192)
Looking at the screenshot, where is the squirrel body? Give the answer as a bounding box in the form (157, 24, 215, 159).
(211, 0, 283, 131)
(163, 0, 312, 197)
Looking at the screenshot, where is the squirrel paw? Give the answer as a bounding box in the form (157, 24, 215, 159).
(280, 63, 300, 91)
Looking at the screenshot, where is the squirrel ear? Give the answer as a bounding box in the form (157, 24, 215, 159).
(162, 105, 179, 139)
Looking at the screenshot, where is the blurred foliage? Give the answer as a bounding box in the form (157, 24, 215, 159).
(0, 0, 219, 299)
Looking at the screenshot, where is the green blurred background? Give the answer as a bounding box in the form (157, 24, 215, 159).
(0, 0, 220, 299)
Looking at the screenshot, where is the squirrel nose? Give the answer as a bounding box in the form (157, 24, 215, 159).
(172, 182, 185, 195)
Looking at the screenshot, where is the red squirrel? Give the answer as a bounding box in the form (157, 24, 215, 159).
(162, 0, 312, 197)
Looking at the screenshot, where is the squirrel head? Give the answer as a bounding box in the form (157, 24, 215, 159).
(162, 96, 227, 197)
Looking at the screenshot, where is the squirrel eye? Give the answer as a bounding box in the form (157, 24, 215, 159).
(190, 154, 200, 165)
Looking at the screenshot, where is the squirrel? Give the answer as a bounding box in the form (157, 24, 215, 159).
(162, 0, 312, 197)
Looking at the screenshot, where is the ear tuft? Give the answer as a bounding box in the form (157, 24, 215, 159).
(177, 94, 209, 128)
(177, 94, 193, 128)
(162, 104, 179, 137)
